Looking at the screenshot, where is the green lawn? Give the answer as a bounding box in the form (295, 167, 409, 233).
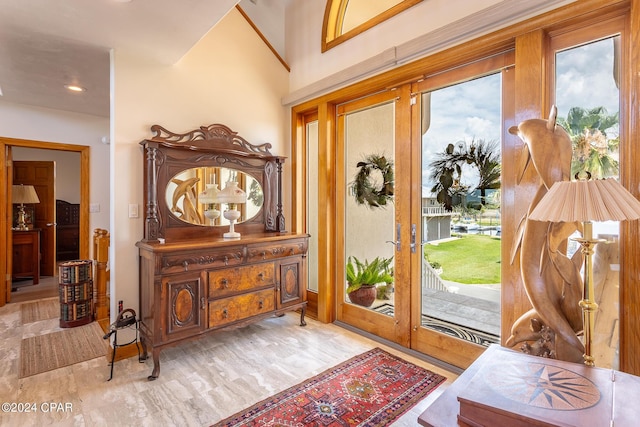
(424, 234, 501, 284)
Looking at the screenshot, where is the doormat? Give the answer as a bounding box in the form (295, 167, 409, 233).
(212, 347, 446, 427)
(19, 322, 107, 378)
(373, 303, 500, 347)
(21, 297, 59, 324)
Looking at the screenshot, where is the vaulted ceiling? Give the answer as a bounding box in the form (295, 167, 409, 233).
(0, 0, 284, 118)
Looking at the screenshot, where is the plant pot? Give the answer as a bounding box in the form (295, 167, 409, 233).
(348, 284, 377, 307)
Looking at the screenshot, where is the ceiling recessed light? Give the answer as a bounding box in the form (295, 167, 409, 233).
(64, 84, 86, 92)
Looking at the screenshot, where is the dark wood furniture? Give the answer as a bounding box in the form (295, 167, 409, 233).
(12, 229, 40, 285)
(137, 123, 308, 380)
(418, 344, 640, 426)
(58, 260, 94, 328)
(56, 199, 80, 261)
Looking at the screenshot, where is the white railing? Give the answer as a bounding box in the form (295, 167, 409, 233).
(422, 261, 449, 292)
(422, 206, 453, 216)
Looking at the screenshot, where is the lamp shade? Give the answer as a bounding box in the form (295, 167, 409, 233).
(217, 181, 247, 205)
(199, 184, 219, 204)
(12, 184, 40, 204)
(529, 178, 640, 223)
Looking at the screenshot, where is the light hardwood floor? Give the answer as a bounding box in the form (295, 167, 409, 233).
(1, 283, 457, 426)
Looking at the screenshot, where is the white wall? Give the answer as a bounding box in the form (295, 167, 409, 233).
(0, 100, 110, 235)
(285, 0, 574, 100)
(110, 8, 290, 318)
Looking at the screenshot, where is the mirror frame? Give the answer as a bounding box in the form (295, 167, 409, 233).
(321, 0, 424, 52)
(140, 123, 286, 242)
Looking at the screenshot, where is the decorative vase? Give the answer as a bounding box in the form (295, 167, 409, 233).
(348, 284, 377, 307)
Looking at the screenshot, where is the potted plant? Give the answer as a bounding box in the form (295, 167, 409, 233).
(346, 256, 393, 307)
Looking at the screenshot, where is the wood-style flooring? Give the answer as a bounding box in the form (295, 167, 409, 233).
(1, 278, 457, 426)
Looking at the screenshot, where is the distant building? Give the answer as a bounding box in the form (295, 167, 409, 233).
(422, 188, 452, 242)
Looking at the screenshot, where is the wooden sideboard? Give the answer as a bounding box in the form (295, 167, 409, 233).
(138, 123, 308, 380)
(137, 233, 308, 380)
(12, 229, 40, 285)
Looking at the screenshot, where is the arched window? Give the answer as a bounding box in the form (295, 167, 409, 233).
(321, 0, 423, 52)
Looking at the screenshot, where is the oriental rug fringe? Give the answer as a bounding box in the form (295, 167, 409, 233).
(213, 347, 446, 427)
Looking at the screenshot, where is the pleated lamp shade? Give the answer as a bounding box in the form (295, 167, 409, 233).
(529, 178, 640, 223)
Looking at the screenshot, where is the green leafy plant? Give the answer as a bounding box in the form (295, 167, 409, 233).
(346, 256, 394, 293)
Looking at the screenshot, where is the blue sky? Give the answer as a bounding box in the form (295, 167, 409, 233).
(421, 36, 619, 191)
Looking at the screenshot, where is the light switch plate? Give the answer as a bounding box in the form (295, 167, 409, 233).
(128, 203, 139, 218)
(89, 203, 100, 213)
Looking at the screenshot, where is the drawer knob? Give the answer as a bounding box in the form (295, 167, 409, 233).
(257, 272, 264, 281)
(182, 261, 189, 271)
(220, 278, 228, 288)
(258, 300, 264, 309)
(222, 308, 228, 318)
(200, 297, 205, 310)
(261, 251, 266, 260)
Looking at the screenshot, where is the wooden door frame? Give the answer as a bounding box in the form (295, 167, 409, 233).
(1, 137, 90, 306)
(291, 0, 640, 374)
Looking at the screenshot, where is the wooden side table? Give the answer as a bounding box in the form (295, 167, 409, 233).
(12, 229, 40, 285)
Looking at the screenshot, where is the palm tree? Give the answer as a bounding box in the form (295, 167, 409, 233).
(468, 139, 501, 204)
(557, 106, 619, 179)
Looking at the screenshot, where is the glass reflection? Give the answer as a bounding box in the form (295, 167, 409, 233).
(166, 167, 262, 226)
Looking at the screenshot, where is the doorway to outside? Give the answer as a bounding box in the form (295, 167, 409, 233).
(334, 53, 513, 369)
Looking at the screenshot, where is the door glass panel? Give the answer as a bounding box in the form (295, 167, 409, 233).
(555, 36, 620, 369)
(307, 120, 319, 292)
(420, 73, 502, 346)
(344, 102, 396, 312)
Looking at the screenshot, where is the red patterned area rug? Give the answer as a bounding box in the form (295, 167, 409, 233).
(212, 347, 446, 427)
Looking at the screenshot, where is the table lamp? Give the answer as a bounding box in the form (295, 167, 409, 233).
(12, 184, 40, 230)
(216, 180, 247, 239)
(199, 183, 220, 225)
(528, 175, 640, 366)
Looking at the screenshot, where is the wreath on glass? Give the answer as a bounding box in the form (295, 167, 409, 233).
(350, 154, 394, 208)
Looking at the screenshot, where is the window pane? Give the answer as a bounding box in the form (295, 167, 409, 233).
(421, 73, 502, 346)
(555, 36, 620, 370)
(307, 120, 319, 292)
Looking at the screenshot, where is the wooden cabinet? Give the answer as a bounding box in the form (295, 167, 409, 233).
(137, 234, 308, 380)
(137, 123, 309, 380)
(12, 229, 40, 285)
(56, 200, 80, 261)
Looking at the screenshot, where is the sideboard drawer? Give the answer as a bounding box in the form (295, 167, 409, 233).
(208, 289, 275, 328)
(246, 240, 308, 262)
(160, 247, 244, 274)
(208, 263, 275, 298)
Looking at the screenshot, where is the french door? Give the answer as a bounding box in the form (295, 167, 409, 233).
(336, 53, 514, 368)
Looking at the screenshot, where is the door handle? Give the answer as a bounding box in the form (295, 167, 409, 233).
(410, 224, 417, 253)
(46, 222, 57, 227)
(385, 224, 402, 252)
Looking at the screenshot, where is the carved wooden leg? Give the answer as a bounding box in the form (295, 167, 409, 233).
(139, 335, 149, 360)
(148, 348, 160, 381)
(300, 305, 307, 326)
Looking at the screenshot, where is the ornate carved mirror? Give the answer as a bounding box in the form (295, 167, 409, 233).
(140, 123, 286, 242)
(165, 167, 263, 226)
